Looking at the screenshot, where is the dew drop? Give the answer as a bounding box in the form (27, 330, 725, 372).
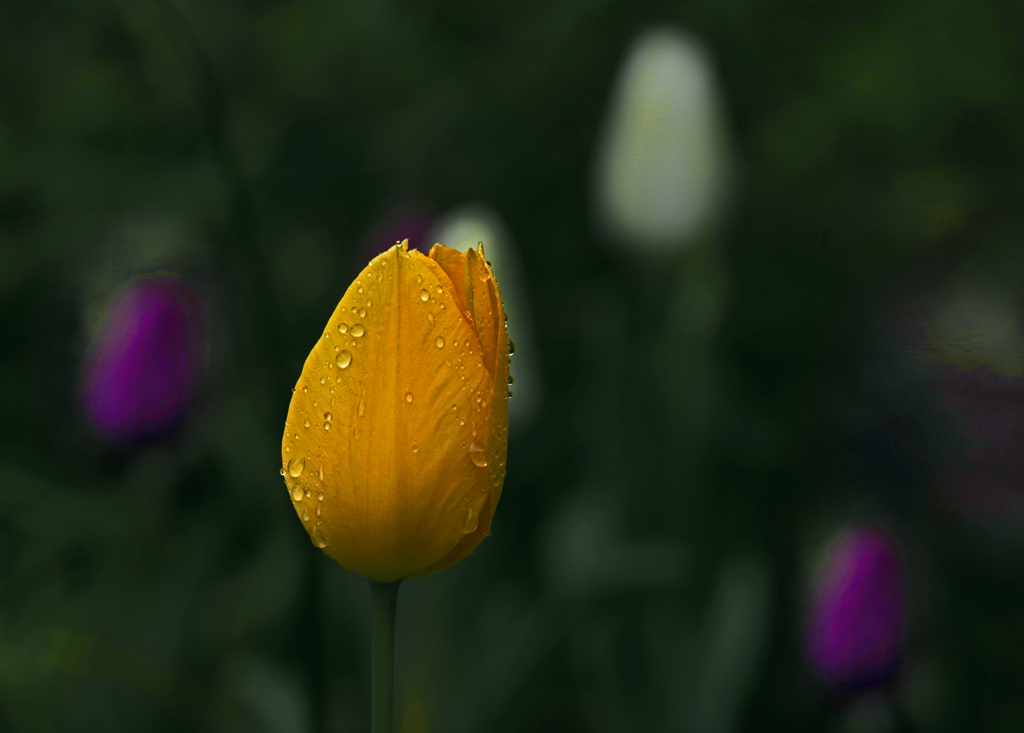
(435, 285, 443, 294)
(416, 274, 422, 284)
(304, 420, 310, 428)
(318, 467, 324, 481)
(508, 375, 515, 384)
(453, 340, 459, 347)
(357, 286, 364, 293)
(279, 468, 285, 476)
(305, 489, 312, 498)
(461, 506, 479, 534)
(302, 508, 310, 521)
(325, 411, 333, 421)
(317, 491, 324, 501)
(291, 485, 304, 502)
(351, 324, 365, 337)
(338, 322, 349, 334)
(358, 400, 365, 416)
(316, 505, 321, 517)
(412, 443, 419, 452)
(320, 376, 326, 384)
(288, 456, 306, 477)
(469, 442, 488, 467)
(336, 350, 352, 369)
(428, 312, 435, 325)
(405, 392, 413, 403)
(508, 339, 516, 355)
(419, 289, 429, 301)
(303, 386, 308, 392)
(324, 422, 331, 430)
(435, 336, 445, 348)
(358, 308, 367, 318)
(312, 526, 328, 548)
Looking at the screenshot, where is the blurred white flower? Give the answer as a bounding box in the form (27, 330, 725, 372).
(594, 27, 733, 254)
(428, 203, 542, 430)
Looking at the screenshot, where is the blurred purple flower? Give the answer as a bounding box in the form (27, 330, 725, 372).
(804, 527, 906, 695)
(82, 275, 205, 446)
(883, 290, 1024, 537)
(357, 198, 436, 265)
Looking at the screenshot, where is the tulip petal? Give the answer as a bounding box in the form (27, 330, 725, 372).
(427, 244, 473, 328)
(415, 249, 511, 575)
(283, 244, 504, 582)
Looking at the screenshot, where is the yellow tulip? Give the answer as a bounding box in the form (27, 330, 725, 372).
(281, 240, 510, 582)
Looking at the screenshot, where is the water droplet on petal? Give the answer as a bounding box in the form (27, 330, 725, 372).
(435, 285, 443, 294)
(357, 286, 364, 293)
(338, 322, 349, 334)
(318, 468, 324, 481)
(317, 491, 324, 500)
(358, 400, 365, 416)
(405, 392, 413, 403)
(288, 456, 306, 477)
(412, 443, 419, 452)
(319, 376, 326, 384)
(358, 308, 367, 318)
(469, 442, 488, 467)
(302, 508, 310, 521)
(508, 339, 516, 355)
(279, 468, 285, 476)
(419, 289, 429, 301)
(303, 386, 308, 393)
(351, 324, 365, 337)
(435, 336, 445, 348)
(508, 375, 515, 384)
(324, 411, 332, 420)
(291, 485, 304, 501)
(416, 274, 422, 283)
(304, 420, 310, 428)
(324, 422, 331, 430)
(461, 506, 479, 533)
(316, 505, 321, 517)
(312, 526, 328, 548)
(305, 489, 312, 498)
(428, 312, 435, 325)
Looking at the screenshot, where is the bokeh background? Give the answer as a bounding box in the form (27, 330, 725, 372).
(3, 0, 1024, 731)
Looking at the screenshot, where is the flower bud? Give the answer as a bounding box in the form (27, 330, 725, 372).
(281, 241, 510, 582)
(81, 275, 205, 446)
(594, 27, 732, 253)
(804, 527, 907, 695)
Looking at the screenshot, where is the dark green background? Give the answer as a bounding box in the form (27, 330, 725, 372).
(2, 0, 1023, 731)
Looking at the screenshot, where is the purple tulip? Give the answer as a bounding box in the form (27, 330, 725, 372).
(82, 275, 205, 445)
(357, 198, 435, 264)
(804, 527, 906, 695)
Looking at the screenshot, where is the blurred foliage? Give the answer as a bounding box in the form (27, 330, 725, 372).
(2, 0, 1024, 731)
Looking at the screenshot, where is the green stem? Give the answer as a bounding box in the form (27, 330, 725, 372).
(369, 579, 401, 733)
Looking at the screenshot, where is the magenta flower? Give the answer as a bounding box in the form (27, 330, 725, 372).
(357, 198, 435, 263)
(82, 275, 205, 446)
(804, 527, 906, 695)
